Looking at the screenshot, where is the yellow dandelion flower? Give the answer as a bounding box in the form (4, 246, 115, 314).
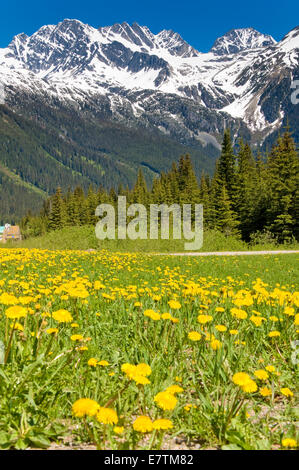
(10, 322, 24, 331)
(168, 300, 181, 310)
(133, 416, 153, 433)
(170, 317, 179, 323)
(46, 328, 58, 335)
(210, 339, 222, 350)
(5, 305, 27, 319)
(97, 407, 118, 425)
(231, 308, 247, 320)
(280, 387, 293, 397)
(242, 380, 258, 393)
(87, 358, 98, 367)
(154, 391, 177, 410)
(153, 419, 173, 430)
(71, 334, 84, 342)
(52, 309, 73, 323)
(281, 438, 297, 448)
(197, 314, 213, 324)
(233, 372, 252, 386)
(113, 426, 124, 435)
(259, 387, 271, 397)
(98, 360, 109, 366)
(268, 331, 280, 337)
(72, 398, 99, 417)
(132, 374, 151, 385)
(254, 370, 269, 381)
(215, 325, 227, 332)
(135, 363, 152, 377)
(161, 312, 172, 320)
(188, 331, 202, 341)
(165, 385, 183, 395)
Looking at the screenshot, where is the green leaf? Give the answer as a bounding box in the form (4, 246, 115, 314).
(221, 444, 242, 450)
(15, 438, 28, 450)
(28, 434, 51, 449)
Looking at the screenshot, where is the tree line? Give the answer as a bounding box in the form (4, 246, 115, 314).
(21, 128, 298, 243)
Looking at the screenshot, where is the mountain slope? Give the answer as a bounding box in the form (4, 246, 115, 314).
(0, 20, 298, 221)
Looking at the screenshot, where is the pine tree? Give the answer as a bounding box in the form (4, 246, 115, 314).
(132, 169, 148, 205)
(178, 154, 199, 204)
(214, 185, 240, 236)
(217, 129, 236, 199)
(48, 187, 65, 230)
(234, 140, 258, 239)
(266, 129, 299, 242)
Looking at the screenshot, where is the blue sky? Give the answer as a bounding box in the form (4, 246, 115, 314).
(1, 0, 298, 51)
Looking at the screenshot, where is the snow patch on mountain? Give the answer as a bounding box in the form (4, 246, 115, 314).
(210, 28, 276, 55)
(0, 19, 298, 140)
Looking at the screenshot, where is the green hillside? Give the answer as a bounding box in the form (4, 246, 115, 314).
(0, 103, 219, 222)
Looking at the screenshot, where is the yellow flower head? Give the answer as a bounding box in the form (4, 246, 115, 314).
(10, 322, 24, 331)
(113, 426, 124, 435)
(265, 365, 276, 373)
(154, 391, 178, 410)
(5, 305, 27, 319)
(135, 363, 152, 377)
(87, 358, 98, 367)
(144, 309, 161, 321)
(281, 438, 297, 448)
(268, 331, 280, 338)
(97, 407, 118, 425)
(197, 314, 213, 324)
(215, 325, 227, 332)
(52, 309, 73, 323)
(231, 308, 247, 320)
(98, 360, 109, 366)
(259, 387, 271, 397)
(254, 370, 269, 381)
(165, 385, 183, 395)
(133, 416, 153, 433)
(161, 312, 172, 320)
(188, 331, 202, 341)
(210, 339, 222, 350)
(153, 419, 173, 430)
(71, 334, 84, 342)
(46, 328, 58, 335)
(232, 372, 252, 387)
(168, 300, 181, 310)
(232, 372, 257, 393)
(280, 387, 293, 398)
(72, 398, 99, 417)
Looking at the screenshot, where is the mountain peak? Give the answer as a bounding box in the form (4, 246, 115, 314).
(98, 22, 156, 49)
(210, 27, 276, 55)
(156, 29, 200, 57)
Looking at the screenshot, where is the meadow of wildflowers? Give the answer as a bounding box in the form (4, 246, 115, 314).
(0, 248, 298, 450)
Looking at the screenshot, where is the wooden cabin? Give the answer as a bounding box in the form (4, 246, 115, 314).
(0, 224, 22, 243)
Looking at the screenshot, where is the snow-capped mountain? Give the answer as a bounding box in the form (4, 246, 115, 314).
(210, 28, 276, 55)
(0, 20, 298, 148)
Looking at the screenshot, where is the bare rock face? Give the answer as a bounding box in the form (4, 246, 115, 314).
(210, 27, 276, 55)
(0, 20, 298, 151)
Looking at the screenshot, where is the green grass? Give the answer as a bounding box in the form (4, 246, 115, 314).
(4, 225, 299, 252)
(0, 248, 298, 450)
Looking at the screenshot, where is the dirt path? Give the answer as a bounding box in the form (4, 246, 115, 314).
(151, 250, 299, 256)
